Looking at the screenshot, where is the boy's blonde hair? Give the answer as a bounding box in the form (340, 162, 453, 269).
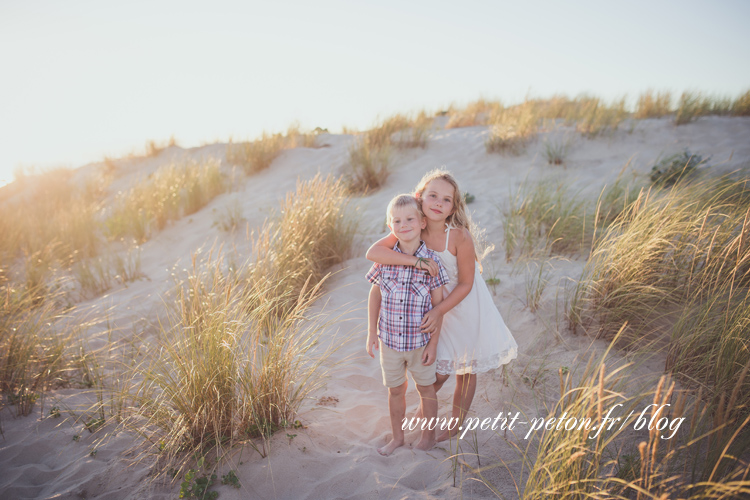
(414, 168, 493, 265)
(387, 193, 424, 223)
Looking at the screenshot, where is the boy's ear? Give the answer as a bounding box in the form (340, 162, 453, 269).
(419, 216, 427, 230)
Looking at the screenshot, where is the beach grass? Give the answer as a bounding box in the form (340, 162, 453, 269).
(502, 179, 591, 259)
(130, 249, 339, 467)
(446, 98, 502, 128)
(0, 283, 71, 417)
(485, 101, 539, 154)
(567, 174, 750, 476)
(226, 124, 317, 174)
(71, 246, 143, 299)
(542, 135, 572, 165)
(249, 174, 356, 316)
(635, 90, 673, 119)
(512, 351, 750, 498)
(570, 96, 628, 138)
(103, 158, 226, 242)
(344, 112, 432, 193)
(127, 174, 353, 471)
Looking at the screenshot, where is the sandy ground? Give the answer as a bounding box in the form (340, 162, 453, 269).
(1, 117, 749, 499)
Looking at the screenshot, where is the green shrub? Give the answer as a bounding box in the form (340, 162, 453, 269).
(649, 151, 706, 187)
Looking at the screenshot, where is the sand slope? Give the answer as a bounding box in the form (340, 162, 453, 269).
(1, 117, 749, 499)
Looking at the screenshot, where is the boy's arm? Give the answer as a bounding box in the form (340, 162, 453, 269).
(366, 284, 381, 358)
(422, 287, 444, 366)
(365, 234, 439, 276)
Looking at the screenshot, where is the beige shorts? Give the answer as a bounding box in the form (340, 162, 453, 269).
(379, 340, 437, 388)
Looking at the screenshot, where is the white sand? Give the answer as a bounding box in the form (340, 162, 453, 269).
(1, 117, 749, 499)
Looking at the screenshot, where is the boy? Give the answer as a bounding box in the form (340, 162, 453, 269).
(365, 194, 449, 455)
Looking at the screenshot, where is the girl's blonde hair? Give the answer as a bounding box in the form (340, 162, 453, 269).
(414, 168, 493, 266)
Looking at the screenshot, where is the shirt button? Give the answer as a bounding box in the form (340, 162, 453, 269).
(399, 316, 402, 320)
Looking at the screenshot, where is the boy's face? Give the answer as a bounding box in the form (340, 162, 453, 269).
(388, 205, 426, 244)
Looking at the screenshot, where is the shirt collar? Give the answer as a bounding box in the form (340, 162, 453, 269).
(393, 240, 428, 256)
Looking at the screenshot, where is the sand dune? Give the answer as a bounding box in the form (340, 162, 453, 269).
(1, 116, 749, 499)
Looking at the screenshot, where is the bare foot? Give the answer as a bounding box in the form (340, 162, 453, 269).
(414, 435, 435, 451)
(377, 437, 404, 456)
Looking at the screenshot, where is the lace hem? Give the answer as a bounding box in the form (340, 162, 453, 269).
(436, 347, 518, 376)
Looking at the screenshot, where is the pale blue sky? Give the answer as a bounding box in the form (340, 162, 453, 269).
(1, 0, 748, 186)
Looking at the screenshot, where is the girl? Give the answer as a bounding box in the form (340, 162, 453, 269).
(366, 169, 517, 441)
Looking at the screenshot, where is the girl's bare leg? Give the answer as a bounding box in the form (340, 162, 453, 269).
(436, 373, 477, 442)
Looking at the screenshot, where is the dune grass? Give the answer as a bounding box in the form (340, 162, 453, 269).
(226, 124, 317, 175)
(542, 135, 573, 165)
(127, 174, 353, 471)
(0, 282, 71, 416)
(143, 136, 178, 158)
(486, 345, 750, 499)
(570, 96, 628, 138)
(71, 246, 143, 299)
(446, 98, 502, 128)
(104, 159, 226, 243)
(345, 112, 433, 194)
(0, 167, 101, 266)
(732, 90, 750, 116)
(635, 90, 673, 119)
(485, 101, 539, 154)
(503, 180, 592, 260)
(502, 171, 642, 262)
(249, 174, 356, 316)
(131, 250, 338, 467)
(566, 175, 750, 482)
(674, 91, 736, 125)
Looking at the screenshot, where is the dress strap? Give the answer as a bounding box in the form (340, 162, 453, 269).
(443, 223, 451, 252)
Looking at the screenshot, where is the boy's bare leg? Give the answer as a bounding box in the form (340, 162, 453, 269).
(413, 373, 449, 420)
(414, 383, 437, 451)
(378, 381, 407, 456)
(436, 373, 477, 442)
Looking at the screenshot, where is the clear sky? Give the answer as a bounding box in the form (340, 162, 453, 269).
(1, 0, 749, 186)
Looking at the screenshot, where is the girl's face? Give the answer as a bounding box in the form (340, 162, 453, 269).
(419, 178, 455, 223)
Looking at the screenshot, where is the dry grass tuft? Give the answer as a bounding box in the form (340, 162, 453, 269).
(344, 112, 433, 194)
(674, 92, 735, 125)
(127, 174, 353, 470)
(143, 136, 178, 158)
(446, 99, 502, 128)
(514, 352, 750, 499)
(226, 124, 317, 175)
(635, 90, 673, 119)
(571, 96, 628, 138)
(104, 159, 226, 242)
(568, 175, 750, 474)
(732, 90, 750, 116)
(249, 174, 356, 316)
(0, 283, 71, 416)
(485, 101, 539, 154)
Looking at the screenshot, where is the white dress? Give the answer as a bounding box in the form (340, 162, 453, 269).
(434, 226, 518, 375)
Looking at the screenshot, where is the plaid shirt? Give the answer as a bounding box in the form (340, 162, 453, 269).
(366, 241, 449, 351)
